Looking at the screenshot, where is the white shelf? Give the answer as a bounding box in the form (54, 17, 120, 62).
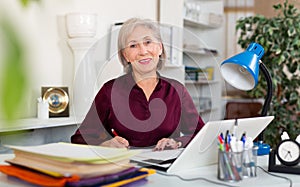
(184, 15, 222, 29)
(185, 80, 219, 84)
(0, 116, 83, 133)
(183, 48, 218, 56)
(183, 48, 208, 55)
(199, 108, 218, 114)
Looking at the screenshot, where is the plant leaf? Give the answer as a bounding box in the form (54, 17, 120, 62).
(20, 0, 29, 6)
(0, 19, 28, 121)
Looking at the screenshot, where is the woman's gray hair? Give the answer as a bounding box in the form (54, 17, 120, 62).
(117, 18, 166, 73)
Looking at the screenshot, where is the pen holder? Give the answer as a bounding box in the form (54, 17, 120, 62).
(217, 150, 243, 182)
(242, 146, 258, 178)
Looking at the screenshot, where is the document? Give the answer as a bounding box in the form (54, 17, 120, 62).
(6, 142, 139, 163)
(4, 142, 140, 178)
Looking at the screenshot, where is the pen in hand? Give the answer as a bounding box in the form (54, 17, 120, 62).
(111, 129, 130, 148)
(111, 128, 119, 137)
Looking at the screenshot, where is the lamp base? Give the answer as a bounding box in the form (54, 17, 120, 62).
(254, 141, 270, 156)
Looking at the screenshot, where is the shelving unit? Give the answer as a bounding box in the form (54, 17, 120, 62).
(158, 0, 185, 84)
(158, 0, 224, 121)
(183, 0, 224, 122)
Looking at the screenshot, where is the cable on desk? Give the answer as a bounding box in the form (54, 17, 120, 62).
(156, 171, 239, 187)
(257, 166, 293, 187)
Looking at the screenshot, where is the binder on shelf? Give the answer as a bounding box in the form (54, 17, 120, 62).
(185, 66, 214, 81)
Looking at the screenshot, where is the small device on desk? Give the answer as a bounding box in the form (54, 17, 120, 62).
(268, 132, 300, 174)
(254, 141, 270, 156)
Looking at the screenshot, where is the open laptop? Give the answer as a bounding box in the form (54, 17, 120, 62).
(131, 116, 274, 173)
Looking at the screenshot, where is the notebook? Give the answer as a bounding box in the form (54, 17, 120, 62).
(131, 116, 274, 173)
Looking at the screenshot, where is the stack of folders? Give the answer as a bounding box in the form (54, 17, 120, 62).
(0, 142, 155, 187)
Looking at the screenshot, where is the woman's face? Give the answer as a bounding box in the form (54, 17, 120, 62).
(122, 25, 162, 77)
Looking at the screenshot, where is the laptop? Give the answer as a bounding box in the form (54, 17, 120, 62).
(131, 116, 274, 173)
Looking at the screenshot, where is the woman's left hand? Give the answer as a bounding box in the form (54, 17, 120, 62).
(153, 138, 181, 151)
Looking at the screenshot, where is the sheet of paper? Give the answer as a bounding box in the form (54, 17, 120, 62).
(131, 148, 184, 160)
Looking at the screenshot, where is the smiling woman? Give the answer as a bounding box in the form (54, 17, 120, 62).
(71, 18, 205, 151)
(120, 21, 164, 100)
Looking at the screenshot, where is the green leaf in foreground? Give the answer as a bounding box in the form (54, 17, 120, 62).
(0, 19, 28, 121)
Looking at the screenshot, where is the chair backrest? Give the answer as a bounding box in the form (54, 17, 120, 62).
(225, 101, 262, 119)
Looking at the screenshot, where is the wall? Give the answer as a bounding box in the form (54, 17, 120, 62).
(255, 0, 300, 17)
(0, 0, 159, 119)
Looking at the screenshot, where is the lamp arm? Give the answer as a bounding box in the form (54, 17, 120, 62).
(259, 62, 273, 117)
(258, 62, 273, 142)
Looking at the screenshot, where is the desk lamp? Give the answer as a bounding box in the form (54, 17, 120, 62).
(220, 42, 273, 155)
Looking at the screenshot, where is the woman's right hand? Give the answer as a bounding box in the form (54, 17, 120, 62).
(100, 136, 129, 148)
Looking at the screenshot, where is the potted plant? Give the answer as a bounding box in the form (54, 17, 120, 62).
(235, 0, 300, 148)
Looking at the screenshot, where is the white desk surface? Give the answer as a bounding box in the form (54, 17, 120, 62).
(0, 154, 299, 187)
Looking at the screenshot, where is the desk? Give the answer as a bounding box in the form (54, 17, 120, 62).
(0, 154, 299, 187)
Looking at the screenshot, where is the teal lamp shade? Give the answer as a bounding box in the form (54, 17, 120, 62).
(220, 43, 264, 90)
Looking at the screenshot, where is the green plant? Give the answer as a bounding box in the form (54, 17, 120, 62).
(236, 0, 300, 148)
(0, 0, 40, 121)
(0, 18, 27, 121)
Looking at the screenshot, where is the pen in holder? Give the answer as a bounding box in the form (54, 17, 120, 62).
(242, 146, 258, 178)
(217, 149, 243, 182)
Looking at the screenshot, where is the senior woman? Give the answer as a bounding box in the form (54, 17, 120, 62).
(71, 18, 205, 150)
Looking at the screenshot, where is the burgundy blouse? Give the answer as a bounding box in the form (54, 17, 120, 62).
(71, 73, 205, 148)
